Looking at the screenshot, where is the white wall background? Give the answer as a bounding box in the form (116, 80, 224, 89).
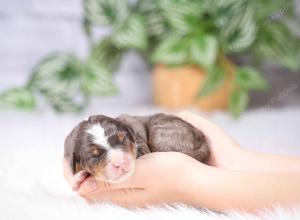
(1, 0, 85, 85)
(0, 0, 152, 108)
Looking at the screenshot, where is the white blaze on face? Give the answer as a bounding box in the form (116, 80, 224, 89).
(85, 123, 135, 183)
(86, 124, 111, 150)
(108, 148, 127, 164)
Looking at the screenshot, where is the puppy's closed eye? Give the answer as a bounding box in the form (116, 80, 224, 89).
(90, 146, 103, 157)
(116, 132, 126, 142)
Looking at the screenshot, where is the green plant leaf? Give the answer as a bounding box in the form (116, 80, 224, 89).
(90, 38, 123, 72)
(217, 1, 256, 52)
(197, 66, 225, 97)
(41, 91, 84, 113)
(0, 87, 36, 110)
(190, 34, 218, 68)
(159, 0, 205, 34)
(28, 53, 85, 112)
(138, 0, 167, 38)
(235, 67, 268, 90)
(229, 89, 249, 118)
(111, 14, 147, 50)
(251, 0, 294, 20)
(28, 53, 82, 95)
(84, 0, 129, 26)
(151, 36, 189, 65)
(83, 16, 92, 39)
(255, 22, 299, 71)
(81, 58, 117, 96)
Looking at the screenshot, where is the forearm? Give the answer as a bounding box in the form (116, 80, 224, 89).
(181, 162, 300, 212)
(229, 148, 300, 173)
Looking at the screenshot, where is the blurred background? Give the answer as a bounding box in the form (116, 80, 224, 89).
(0, 2, 300, 217)
(0, 0, 300, 158)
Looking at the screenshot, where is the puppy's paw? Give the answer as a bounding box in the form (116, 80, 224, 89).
(72, 170, 90, 191)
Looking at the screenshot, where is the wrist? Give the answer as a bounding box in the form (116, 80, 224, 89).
(175, 157, 214, 206)
(211, 146, 246, 170)
(233, 148, 300, 173)
(218, 147, 263, 171)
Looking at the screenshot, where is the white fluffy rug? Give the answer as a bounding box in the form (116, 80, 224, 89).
(0, 106, 299, 219)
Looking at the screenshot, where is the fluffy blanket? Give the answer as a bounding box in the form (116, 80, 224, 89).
(0, 107, 299, 219)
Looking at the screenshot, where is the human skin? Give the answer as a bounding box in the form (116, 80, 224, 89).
(63, 111, 300, 212)
(178, 111, 300, 173)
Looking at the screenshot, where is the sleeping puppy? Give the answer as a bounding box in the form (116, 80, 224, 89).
(64, 113, 210, 190)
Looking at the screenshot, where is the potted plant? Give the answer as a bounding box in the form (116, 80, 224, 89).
(1, 0, 299, 117)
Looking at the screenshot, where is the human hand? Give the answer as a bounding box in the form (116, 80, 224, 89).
(178, 111, 300, 173)
(63, 152, 300, 211)
(63, 111, 300, 210)
(177, 111, 242, 169)
(63, 152, 202, 207)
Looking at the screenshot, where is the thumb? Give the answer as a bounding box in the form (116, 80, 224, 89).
(79, 176, 98, 194)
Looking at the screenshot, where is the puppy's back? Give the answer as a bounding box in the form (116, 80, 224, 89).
(146, 113, 210, 163)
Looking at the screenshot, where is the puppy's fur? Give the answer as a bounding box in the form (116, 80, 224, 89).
(64, 113, 210, 186)
(117, 113, 210, 162)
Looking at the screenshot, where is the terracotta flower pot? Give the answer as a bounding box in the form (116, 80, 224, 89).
(152, 58, 235, 111)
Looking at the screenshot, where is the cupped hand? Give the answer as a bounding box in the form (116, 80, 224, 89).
(177, 111, 241, 169)
(63, 111, 300, 210)
(63, 111, 244, 207)
(63, 152, 199, 207)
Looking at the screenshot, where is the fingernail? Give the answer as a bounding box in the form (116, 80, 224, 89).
(81, 178, 97, 193)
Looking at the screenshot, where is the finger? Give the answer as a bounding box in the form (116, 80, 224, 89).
(84, 188, 150, 207)
(79, 177, 130, 194)
(79, 158, 149, 194)
(79, 171, 145, 195)
(63, 159, 74, 186)
(72, 170, 90, 191)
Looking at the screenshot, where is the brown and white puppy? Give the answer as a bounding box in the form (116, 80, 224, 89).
(64, 113, 210, 190)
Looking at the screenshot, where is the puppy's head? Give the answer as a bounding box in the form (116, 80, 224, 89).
(65, 115, 137, 183)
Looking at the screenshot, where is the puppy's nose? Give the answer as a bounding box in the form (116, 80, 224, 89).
(112, 159, 131, 175)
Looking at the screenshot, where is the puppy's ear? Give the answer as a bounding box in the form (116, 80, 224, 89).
(123, 124, 136, 142)
(70, 153, 77, 174)
(114, 117, 136, 142)
(64, 125, 81, 174)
